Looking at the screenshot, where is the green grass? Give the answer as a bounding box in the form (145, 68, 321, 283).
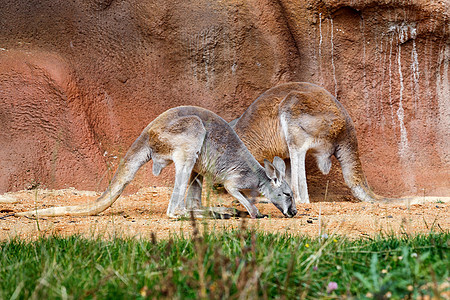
(0, 223, 448, 299)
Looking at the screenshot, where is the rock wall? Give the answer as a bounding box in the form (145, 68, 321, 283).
(0, 0, 448, 199)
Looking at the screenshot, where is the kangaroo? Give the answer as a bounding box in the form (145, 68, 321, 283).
(230, 82, 382, 204)
(14, 106, 297, 219)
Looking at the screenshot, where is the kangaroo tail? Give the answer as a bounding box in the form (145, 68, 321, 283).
(334, 136, 382, 203)
(335, 139, 449, 204)
(15, 132, 152, 217)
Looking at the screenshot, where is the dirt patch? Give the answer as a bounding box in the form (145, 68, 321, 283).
(1, 188, 448, 241)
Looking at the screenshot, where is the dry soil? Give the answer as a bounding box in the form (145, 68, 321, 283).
(1, 187, 448, 241)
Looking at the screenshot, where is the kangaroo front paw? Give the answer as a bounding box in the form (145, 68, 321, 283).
(207, 207, 249, 219)
(167, 209, 191, 219)
(251, 210, 267, 219)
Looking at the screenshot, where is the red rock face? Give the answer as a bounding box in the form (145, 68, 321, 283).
(0, 0, 448, 199)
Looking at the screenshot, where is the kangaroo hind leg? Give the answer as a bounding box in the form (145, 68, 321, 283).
(289, 148, 310, 204)
(186, 172, 203, 210)
(280, 114, 311, 204)
(167, 158, 198, 218)
(163, 116, 207, 218)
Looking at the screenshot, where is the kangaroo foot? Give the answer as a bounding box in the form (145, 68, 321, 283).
(206, 207, 249, 219)
(171, 207, 249, 219)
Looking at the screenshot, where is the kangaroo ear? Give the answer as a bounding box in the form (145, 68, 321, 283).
(264, 159, 279, 181)
(272, 156, 286, 178)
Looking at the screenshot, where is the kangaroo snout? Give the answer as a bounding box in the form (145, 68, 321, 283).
(284, 206, 297, 218)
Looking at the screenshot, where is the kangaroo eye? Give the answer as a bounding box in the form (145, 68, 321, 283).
(283, 192, 290, 197)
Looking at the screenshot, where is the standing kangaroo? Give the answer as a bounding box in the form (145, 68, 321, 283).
(15, 106, 297, 219)
(231, 82, 381, 204)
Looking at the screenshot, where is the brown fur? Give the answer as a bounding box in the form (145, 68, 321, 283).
(148, 129, 173, 154)
(281, 91, 346, 140)
(232, 82, 380, 203)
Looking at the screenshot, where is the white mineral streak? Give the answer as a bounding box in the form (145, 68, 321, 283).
(410, 27, 420, 113)
(361, 17, 369, 119)
(330, 18, 338, 97)
(436, 42, 450, 164)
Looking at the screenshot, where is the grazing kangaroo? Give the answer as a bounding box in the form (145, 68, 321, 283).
(231, 82, 382, 204)
(15, 106, 297, 219)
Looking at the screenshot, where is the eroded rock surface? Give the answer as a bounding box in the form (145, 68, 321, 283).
(0, 0, 448, 199)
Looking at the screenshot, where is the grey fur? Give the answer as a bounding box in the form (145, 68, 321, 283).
(15, 106, 297, 219)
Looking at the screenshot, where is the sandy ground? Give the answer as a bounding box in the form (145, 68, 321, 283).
(0, 187, 448, 241)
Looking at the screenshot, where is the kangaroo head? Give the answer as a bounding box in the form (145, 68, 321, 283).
(262, 157, 297, 218)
